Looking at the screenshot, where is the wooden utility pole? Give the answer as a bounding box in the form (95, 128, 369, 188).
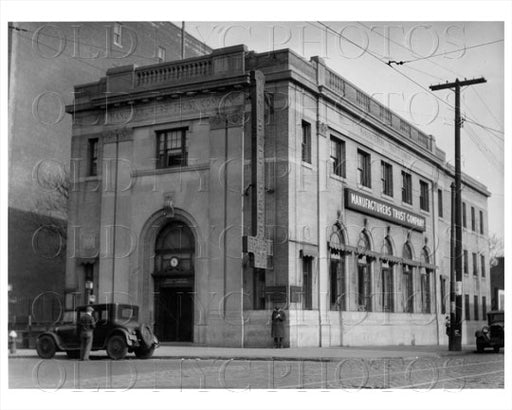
(430, 77, 486, 351)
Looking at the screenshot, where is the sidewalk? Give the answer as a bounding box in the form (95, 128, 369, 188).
(8, 344, 476, 361)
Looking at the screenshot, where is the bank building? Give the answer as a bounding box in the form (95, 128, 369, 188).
(65, 44, 491, 347)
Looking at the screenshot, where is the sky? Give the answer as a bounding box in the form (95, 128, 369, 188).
(179, 21, 505, 240)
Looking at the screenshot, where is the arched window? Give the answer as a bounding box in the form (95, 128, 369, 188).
(381, 237, 394, 312)
(421, 247, 430, 264)
(154, 221, 195, 275)
(329, 231, 346, 310)
(420, 247, 432, 313)
(357, 231, 372, 311)
(403, 243, 413, 260)
(402, 243, 414, 313)
(357, 231, 371, 253)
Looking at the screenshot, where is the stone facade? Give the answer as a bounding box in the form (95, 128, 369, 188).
(8, 22, 210, 331)
(65, 45, 491, 347)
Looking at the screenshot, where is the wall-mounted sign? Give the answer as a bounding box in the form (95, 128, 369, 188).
(290, 286, 303, 303)
(345, 188, 426, 231)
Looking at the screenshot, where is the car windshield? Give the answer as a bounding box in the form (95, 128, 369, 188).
(489, 313, 504, 323)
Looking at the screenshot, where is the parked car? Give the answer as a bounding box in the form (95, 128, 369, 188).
(36, 304, 159, 360)
(475, 310, 504, 353)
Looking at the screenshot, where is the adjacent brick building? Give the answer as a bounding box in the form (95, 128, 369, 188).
(65, 44, 491, 347)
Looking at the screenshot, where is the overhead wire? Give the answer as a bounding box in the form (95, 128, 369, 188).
(313, 20, 504, 184)
(353, 21, 504, 138)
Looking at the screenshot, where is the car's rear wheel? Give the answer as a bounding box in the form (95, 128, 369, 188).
(134, 345, 155, 359)
(106, 334, 128, 360)
(36, 335, 57, 359)
(476, 339, 485, 353)
(66, 350, 80, 359)
(493, 346, 500, 353)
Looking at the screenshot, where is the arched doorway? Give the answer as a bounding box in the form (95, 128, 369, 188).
(153, 220, 195, 342)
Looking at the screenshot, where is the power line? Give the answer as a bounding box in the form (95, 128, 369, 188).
(315, 20, 505, 183)
(463, 120, 504, 138)
(401, 63, 446, 81)
(351, 22, 504, 139)
(395, 39, 504, 65)
(472, 87, 502, 128)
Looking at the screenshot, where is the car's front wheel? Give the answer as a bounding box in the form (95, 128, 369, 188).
(36, 335, 57, 359)
(106, 334, 128, 360)
(134, 345, 155, 359)
(493, 346, 500, 353)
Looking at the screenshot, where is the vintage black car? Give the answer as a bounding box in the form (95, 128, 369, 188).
(36, 303, 159, 360)
(475, 310, 504, 353)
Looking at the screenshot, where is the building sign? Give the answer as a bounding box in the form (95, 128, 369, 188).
(345, 188, 426, 231)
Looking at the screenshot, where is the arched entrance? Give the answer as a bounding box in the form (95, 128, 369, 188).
(153, 220, 195, 342)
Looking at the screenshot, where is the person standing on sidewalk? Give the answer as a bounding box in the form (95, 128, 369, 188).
(79, 306, 96, 360)
(271, 306, 286, 348)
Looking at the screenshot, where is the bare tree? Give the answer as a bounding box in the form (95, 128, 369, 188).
(30, 164, 69, 258)
(488, 233, 504, 267)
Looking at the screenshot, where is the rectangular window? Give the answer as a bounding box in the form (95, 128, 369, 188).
(464, 294, 470, 320)
(301, 120, 311, 164)
(420, 180, 429, 212)
(482, 296, 487, 318)
(479, 210, 484, 234)
(401, 171, 412, 204)
(463, 250, 468, 274)
(157, 46, 166, 62)
(438, 189, 443, 218)
(421, 272, 431, 313)
(330, 258, 346, 310)
(253, 269, 266, 310)
(440, 276, 447, 315)
(113, 23, 122, 47)
(382, 266, 394, 312)
(88, 138, 99, 176)
(302, 258, 313, 310)
(474, 295, 479, 320)
(462, 202, 467, 228)
(330, 136, 346, 178)
(471, 206, 476, 231)
(481, 255, 486, 278)
(357, 150, 371, 188)
(156, 128, 187, 168)
(402, 265, 413, 313)
(472, 253, 478, 276)
(381, 161, 393, 197)
(357, 260, 372, 311)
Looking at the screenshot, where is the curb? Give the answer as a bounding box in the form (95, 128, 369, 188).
(9, 353, 449, 361)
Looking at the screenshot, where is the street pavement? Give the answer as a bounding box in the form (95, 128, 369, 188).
(8, 343, 476, 360)
(8, 344, 504, 389)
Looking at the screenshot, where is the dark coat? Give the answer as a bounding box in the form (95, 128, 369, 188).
(271, 309, 286, 338)
(79, 313, 96, 336)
